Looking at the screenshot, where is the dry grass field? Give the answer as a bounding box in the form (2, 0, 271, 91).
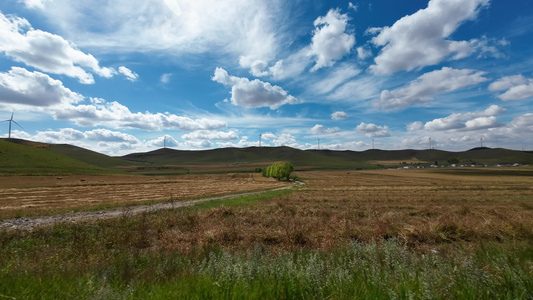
(143, 168, 533, 254)
(1, 167, 532, 298)
(0, 173, 286, 218)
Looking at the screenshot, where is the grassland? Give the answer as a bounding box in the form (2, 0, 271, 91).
(1, 167, 532, 299)
(0, 139, 117, 175)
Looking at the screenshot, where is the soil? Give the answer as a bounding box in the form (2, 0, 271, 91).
(0, 173, 290, 229)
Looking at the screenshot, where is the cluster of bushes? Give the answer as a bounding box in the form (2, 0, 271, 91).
(261, 162, 294, 181)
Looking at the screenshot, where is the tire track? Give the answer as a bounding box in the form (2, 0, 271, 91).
(0, 185, 294, 231)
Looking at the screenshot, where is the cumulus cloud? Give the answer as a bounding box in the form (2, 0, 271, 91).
(406, 121, 424, 131)
(356, 46, 371, 60)
(356, 122, 390, 138)
(331, 111, 348, 120)
(369, 0, 489, 74)
(0, 67, 227, 131)
(181, 130, 238, 141)
(310, 124, 339, 135)
(0, 12, 116, 84)
(18, 127, 139, 146)
(118, 66, 139, 81)
(84, 128, 139, 143)
(147, 135, 178, 148)
(160, 73, 172, 84)
(489, 75, 533, 101)
(260, 133, 276, 140)
(0, 67, 83, 108)
(310, 9, 355, 71)
(422, 105, 506, 131)
(212, 67, 300, 109)
(273, 133, 298, 147)
(374, 67, 487, 110)
(324, 141, 366, 151)
(268, 48, 313, 80)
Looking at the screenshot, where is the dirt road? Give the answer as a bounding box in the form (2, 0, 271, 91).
(0, 185, 293, 231)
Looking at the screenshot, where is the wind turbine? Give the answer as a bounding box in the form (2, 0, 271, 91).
(3, 111, 23, 139)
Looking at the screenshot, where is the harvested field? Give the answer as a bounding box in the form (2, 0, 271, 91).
(0, 173, 287, 218)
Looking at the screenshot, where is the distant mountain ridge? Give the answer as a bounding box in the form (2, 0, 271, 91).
(1, 138, 532, 175)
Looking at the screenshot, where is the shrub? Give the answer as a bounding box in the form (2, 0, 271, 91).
(262, 162, 293, 181)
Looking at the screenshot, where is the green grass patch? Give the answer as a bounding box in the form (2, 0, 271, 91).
(0, 139, 117, 175)
(0, 238, 531, 299)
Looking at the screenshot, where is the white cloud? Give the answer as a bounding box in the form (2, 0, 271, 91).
(19, 0, 50, 9)
(118, 66, 139, 82)
(268, 48, 313, 80)
(160, 73, 172, 84)
(489, 75, 533, 101)
(185, 140, 213, 149)
(312, 64, 361, 95)
(310, 9, 355, 71)
(35, 0, 283, 71)
(356, 46, 371, 60)
(324, 141, 366, 151)
(374, 67, 487, 110)
(273, 133, 298, 147)
(261, 133, 276, 140)
(406, 121, 423, 131)
(147, 135, 179, 148)
(15, 128, 139, 152)
(181, 130, 238, 141)
(212, 67, 300, 109)
(0, 12, 116, 84)
(331, 111, 348, 120)
(0, 67, 227, 131)
(422, 105, 506, 131)
(348, 2, 358, 11)
(0, 67, 83, 108)
(328, 75, 381, 101)
(464, 116, 502, 130)
(400, 136, 434, 149)
(356, 122, 390, 138)
(369, 0, 489, 74)
(84, 128, 139, 143)
(310, 124, 339, 135)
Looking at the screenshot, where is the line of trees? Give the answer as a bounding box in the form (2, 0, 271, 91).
(261, 162, 293, 181)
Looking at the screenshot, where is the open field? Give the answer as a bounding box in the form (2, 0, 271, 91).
(0, 173, 287, 219)
(1, 167, 532, 299)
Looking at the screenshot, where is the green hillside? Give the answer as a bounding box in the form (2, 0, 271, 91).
(122, 146, 377, 170)
(2, 137, 532, 176)
(0, 139, 116, 175)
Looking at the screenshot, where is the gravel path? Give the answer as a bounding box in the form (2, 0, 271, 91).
(0, 186, 293, 231)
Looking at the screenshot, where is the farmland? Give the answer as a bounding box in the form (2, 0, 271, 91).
(1, 167, 532, 299)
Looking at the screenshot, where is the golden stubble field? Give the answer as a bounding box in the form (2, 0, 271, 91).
(1, 167, 532, 253)
(151, 168, 533, 253)
(0, 173, 287, 218)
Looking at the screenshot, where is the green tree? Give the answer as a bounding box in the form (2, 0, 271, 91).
(262, 162, 293, 181)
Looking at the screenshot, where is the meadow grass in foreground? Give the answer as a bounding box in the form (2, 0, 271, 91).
(0, 237, 531, 299)
(0, 169, 532, 299)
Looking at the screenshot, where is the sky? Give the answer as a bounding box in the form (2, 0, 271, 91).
(1, 0, 532, 155)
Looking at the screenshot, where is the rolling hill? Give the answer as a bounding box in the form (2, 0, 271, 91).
(2, 138, 533, 175)
(0, 139, 117, 175)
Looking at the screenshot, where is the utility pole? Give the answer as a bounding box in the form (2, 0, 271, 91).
(480, 137, 483, 148)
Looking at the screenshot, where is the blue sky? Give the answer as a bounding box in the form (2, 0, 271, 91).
(1, 0, 532, 155)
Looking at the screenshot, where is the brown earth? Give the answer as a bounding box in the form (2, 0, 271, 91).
(0, 173, 287, 218)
